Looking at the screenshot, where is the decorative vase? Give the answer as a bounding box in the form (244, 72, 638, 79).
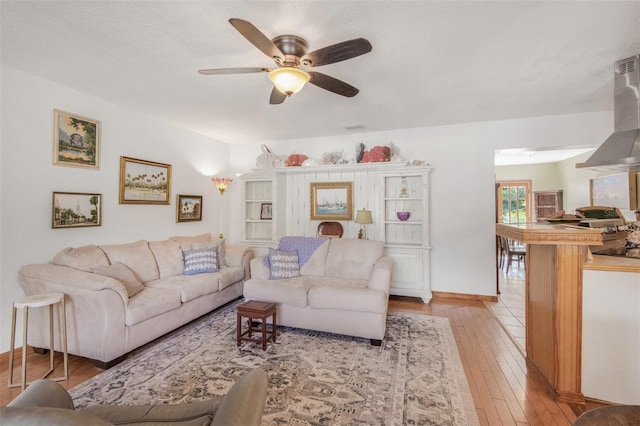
(397, 212, 410, 221)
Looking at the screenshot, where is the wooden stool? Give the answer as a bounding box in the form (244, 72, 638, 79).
(8, 293, 68, 391)
(237, 301, 277, 350)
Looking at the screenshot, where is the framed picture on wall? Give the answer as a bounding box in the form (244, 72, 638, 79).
(176, 195, 203, 222)
(52, 191, 102, 228)
(119, 156, 172, 204)
(310, 181, 353, 220)
(590, 173, 638, 210)
(53, 109, 101, 169)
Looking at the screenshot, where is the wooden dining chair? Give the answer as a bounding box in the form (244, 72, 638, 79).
(317, 222, 343, 238)
(502, 236, 526, 273)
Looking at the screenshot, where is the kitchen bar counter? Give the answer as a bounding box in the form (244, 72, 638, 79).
(496, 223, 603, 406)
(584, 254, 640, 273)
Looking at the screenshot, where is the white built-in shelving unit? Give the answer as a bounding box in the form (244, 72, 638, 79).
(240, 163, 432, 301)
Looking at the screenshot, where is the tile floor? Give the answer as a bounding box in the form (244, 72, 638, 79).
(485, 258, 526, 351)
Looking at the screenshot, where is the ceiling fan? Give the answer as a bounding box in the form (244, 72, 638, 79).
(198, 18, 372, 104)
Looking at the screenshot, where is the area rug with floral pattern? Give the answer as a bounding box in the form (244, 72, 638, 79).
(70, 300, 479, 426)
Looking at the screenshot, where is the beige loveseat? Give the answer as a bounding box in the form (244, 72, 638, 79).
(18, 233, 252, 368)
(243, 237, 393, 344)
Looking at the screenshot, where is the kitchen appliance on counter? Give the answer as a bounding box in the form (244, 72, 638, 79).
(576, 206, 639, 257)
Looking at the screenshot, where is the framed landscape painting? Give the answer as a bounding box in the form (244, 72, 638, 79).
(177, 195, 203, 222)
(52, 191, 101, 228)
(119, 156, 172, 204)
(53, 109, 101, 169)
(310, 181, 353, 220)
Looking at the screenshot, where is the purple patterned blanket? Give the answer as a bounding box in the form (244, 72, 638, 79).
(264, 236, 328, 267)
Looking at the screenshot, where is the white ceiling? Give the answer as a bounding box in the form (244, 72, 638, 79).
(2, 1, 639, 153)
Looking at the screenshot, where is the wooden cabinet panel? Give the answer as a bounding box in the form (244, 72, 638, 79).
(534, 190, 563, 220)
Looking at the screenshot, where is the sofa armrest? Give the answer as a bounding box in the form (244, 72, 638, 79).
(18, 264, 129, 363)
(19, 263, 129, 305)
(7, 379, 74, 410)
(225, 244, 251, 267)
(249, 256, 270, 280)
(367, 256, 393, 294)
(212, 368, 268, 426)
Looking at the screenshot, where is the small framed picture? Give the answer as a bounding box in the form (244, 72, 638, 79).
(53, 109, 101, 169)
(177, 195, 203, 222)
(260, 202, 273, 220)
(52, 192, 102, 228)
(119, 156, 172, 204)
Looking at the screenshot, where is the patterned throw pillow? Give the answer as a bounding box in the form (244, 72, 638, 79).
(268, 248, 300, 280)
(183, 247, 218, 275)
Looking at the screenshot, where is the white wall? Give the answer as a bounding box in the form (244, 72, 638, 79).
(229, 112, 612, 299)
(0, 65, 230, 352)
(495, 163, 561, 191)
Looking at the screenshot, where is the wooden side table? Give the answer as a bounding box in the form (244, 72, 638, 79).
(8, 292, 68, 391)
(237, 301, 277, 350)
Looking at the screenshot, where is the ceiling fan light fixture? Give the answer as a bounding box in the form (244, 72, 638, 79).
(268, 67, 310, 96)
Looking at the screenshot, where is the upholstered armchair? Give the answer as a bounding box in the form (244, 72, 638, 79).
(0, 369, 268, 426)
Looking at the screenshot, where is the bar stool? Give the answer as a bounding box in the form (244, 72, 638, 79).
(8, 292, 68, 391)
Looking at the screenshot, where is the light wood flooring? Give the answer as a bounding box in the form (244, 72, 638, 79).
(1, 287, 603, 425)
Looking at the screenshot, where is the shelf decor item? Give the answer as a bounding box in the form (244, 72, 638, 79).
(396, 211, 410, 221)
(52, 191, 101, 228)
(119, 156, 171, 204)
(53, 109, 101, 170)
(260, 202, 273, 220)
(212, 177, 233, 239)
(176, 195, 202, 223)
(355, 208, 373, 239)
(399, 177, 410, 198)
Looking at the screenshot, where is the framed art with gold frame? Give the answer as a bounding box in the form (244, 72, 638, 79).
(53, 109, 101, 169)
(176, 194, 203, 222)
(119, 156, 171, 204)
(52, 191, 101, 228)
(310, 181, 353, 220)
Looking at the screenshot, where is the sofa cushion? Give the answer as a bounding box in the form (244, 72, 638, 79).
(299, 239, 329, 277)
(92, 262, 145, 298)
(99, 240, 160, 283)
(170, 233, 211, 251)
(309, 284, 388, 314)
(149, 240, 184, 277)
(243, 277, 314, 308)
(145, 274, 220, 303)
(268, 248, 300, 279)
(51, 245, 109, 272)
(125, 287, 181, 326)
(193, 238, 227, 268)
(183, 247, 218, 275)
(325, 239, 384, 281)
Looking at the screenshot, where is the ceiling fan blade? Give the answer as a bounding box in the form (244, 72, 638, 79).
(308, 72, 359, 97)
(269, 87, 287, 104)
(198, 67, 270, 75)
(229, 18, 285, 63)
(302, 38, 372, 67)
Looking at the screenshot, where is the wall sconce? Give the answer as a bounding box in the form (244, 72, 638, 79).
(354, 208, 373, 240)
(212, 177, 232, 239)
(268, 67, 310, 96)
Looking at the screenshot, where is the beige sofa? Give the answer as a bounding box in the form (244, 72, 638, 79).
(243, 237, 393, 344)
(18, 233, 252, 368)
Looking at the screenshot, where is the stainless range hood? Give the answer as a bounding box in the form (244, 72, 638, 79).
(576, 54, 640, 172)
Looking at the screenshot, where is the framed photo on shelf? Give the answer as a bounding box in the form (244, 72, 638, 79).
(52, 191, 101, 228)
(119, 156, 172, 204)
(53, 109, 101, 169)
(176, 195, 203, 222)
(260, 202, 273, 220)
(310, 181, 353, 221)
